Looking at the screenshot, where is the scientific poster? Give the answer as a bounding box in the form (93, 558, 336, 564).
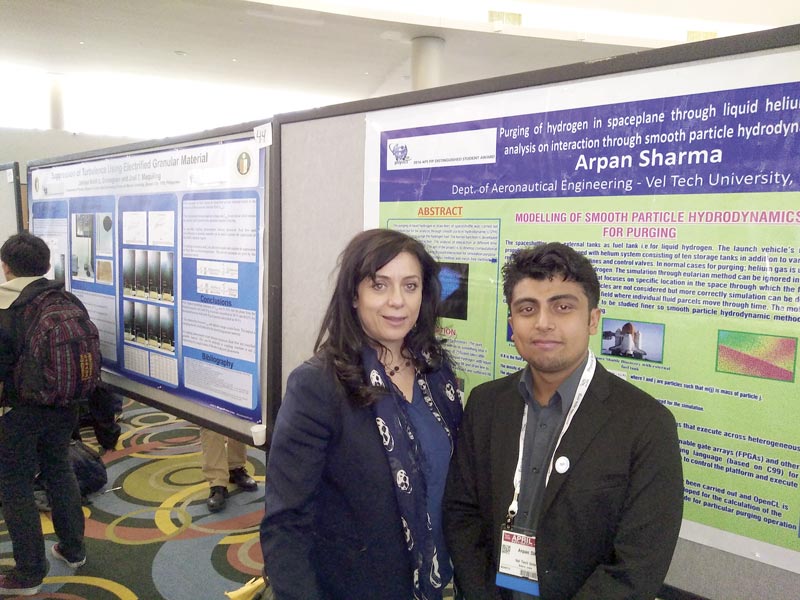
(28, 139, 265, 421)
(365, 50, 800, 572)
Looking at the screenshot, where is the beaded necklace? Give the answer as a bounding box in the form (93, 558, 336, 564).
(385, 359, 411, 377)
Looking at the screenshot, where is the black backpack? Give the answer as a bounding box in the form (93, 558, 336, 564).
(35, 439, 108, 508)
(68, 439, 108, 497)
(13, 288, 101, 406)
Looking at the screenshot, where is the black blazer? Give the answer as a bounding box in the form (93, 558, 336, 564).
(260, 357, 413, 600)
(443, 361, 684, 600)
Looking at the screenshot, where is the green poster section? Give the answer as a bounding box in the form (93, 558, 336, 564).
(380, 189, 800, 555)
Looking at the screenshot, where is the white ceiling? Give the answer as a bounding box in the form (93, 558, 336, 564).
(1, 1, 798, 107)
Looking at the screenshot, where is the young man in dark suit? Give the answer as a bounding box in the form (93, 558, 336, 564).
(443, 242, 683, 600)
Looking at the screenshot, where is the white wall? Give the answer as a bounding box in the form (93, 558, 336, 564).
(0, 128, 142, 179)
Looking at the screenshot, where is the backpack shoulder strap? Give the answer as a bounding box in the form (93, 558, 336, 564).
(12, 287, 66, 357)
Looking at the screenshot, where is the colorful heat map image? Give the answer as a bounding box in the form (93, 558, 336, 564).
(716, 330, 797, 382)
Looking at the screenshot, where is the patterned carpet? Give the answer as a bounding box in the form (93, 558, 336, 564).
(0, 399, 267, 599)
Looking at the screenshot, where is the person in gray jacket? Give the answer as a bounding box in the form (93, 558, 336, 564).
(0, 232, 86, 597)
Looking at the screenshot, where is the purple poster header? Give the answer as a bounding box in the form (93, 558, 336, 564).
(379, 82, 799, 201)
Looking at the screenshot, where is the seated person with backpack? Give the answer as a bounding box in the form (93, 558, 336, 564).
(0, 232, 95, 597)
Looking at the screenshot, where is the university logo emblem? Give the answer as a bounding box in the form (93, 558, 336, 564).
(237, 152, 251, 175)
(389, 143, 410, 165)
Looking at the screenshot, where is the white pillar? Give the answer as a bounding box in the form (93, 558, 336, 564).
(49, 74, 64, 131)
(411, 36, 445, 91)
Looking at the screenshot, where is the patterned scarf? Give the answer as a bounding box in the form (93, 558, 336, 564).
(362, 346, 462, 600)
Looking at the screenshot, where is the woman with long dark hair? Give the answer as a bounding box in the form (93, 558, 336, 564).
(260, 228, 462, 599)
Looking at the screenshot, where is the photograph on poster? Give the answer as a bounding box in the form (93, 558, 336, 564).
(147, 303, 160, 347)
(124, 249, 175, 303)
(438, 262, 469, 320)
(95, 258, 113, 285)
(53, 253, 66, 284)
(123, 299, 176, 355)
(96, 213, 114, 256)
(601, 318, 665, 362)
(123, 300, 134, 341)
(122, 300, 175, 354)
(71, 213, 95, 281)
(160, 306, 175, 351)
(122, 249, 134, 295)
(148, 250, 160, 300)
(134, 249, 148, 297)
(717, 329, 797, 382)
(161, 251, 174, 301)
(134, 302, 147, 344)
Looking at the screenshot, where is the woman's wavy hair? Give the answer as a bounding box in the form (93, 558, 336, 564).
(315, 229, 448, 406)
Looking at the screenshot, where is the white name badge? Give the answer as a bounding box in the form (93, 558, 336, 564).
(496, 529, 540, 596)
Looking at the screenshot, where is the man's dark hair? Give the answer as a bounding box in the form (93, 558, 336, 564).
(502, 242, 600, 309)
(1, 232, 50, 277)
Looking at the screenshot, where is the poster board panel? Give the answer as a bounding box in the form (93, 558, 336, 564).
(277, 26, 800, 600)
(365, 37, 800, 593)
(278, 113, 367, 383)
(26, 125, 277, 444)
(0, 162, 23, 282)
